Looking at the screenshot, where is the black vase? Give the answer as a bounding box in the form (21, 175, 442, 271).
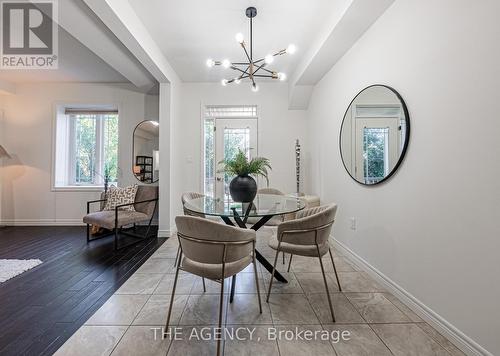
(229, 175, 257, 203)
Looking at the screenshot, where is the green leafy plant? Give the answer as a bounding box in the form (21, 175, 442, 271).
(218, 149, 272, 185)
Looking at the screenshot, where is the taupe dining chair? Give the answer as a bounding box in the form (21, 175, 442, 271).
(266, 204, 341, 322)
(181, 192, 206, 217)
(175, 192, 208, 267)
(165, 216, 261, 356)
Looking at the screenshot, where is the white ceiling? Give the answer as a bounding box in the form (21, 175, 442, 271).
(0, 27, 128, 84)
(128, 0, 343, 82)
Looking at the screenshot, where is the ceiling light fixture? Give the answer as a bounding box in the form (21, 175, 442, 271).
(206, 7, 295, 92)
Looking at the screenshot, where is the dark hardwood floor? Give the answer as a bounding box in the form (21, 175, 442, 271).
(0, 226, 165, 356)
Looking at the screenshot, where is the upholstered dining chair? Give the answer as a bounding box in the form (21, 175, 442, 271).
(266, 204, 341, 322)
(177, 192, 210, 289)
(181, 191, 206, 217)
(166, 216, 261, 356)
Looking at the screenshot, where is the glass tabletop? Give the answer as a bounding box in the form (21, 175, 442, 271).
(184, 194, 306, 218)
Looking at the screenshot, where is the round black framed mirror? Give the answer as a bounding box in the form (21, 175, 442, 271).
(340, 85, 410, 185)
(132, 120, 159, 184)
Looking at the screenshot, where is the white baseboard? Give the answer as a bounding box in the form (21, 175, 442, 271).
(157, 229, 172, 238)
(332, 237, 492, 356)
(0, 219, 85, 226)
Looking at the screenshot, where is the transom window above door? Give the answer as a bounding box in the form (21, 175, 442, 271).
(53, 105, 119, 191)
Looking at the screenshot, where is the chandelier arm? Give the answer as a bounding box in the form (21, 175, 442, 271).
(259, 67, 274, 74)
(240, 43, 252, 63)
(231, 66, 249, 75)
(253, 74, 275, 78)
(252, 62, 268, 75)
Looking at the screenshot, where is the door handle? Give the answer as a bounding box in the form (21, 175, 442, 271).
(216, 177, 223, 182)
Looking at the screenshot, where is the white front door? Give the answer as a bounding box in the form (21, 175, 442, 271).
(355, 117, 399, 184)
(215, 118, 258, 201)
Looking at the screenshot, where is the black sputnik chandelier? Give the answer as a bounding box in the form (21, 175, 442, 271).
(206, 7, 296, 92)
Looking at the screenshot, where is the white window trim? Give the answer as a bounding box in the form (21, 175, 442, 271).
(51, 102, 120, 192)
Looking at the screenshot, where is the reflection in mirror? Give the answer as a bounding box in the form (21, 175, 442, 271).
(340, 85, 410, 185)
(133, 120, 159, 183)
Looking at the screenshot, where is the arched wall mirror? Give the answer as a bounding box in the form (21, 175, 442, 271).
(340, 85, 410, 185)
(133, 120, 159, 183)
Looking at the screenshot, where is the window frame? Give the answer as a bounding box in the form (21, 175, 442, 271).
(52, 103, 120, 192)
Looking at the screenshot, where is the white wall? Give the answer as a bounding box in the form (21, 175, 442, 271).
(169, 82, 308, 224)
(307, 0, 500, 354)
(0, 83, 158, 224)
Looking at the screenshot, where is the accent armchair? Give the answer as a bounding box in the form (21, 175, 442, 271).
(83, 185, 158, 250)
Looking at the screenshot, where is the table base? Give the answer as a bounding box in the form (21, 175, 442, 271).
(220, 205, 288, 303)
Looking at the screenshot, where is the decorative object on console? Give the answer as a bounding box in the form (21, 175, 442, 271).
(295, 139, 301, 195)
(206, 7, 296, 92)
(218, 149, 271, 203)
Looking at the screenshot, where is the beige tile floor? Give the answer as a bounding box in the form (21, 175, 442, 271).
(55, 228, 466, 356)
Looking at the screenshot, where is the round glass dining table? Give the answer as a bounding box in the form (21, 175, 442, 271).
(183, 194, 306, 301)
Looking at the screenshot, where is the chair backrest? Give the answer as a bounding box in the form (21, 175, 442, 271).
(181, 192, 206, 217)
(258, 188, 284, 195)
(175, 215, 255, 264)
(134, 185, 158, 216)
(277, 204, 338, 246)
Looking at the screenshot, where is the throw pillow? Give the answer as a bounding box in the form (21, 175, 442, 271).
(103, 185, 138, 211)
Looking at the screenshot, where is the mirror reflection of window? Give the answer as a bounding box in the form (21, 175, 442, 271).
(132, 120, 159, 184)
(340, 85, 410, 185)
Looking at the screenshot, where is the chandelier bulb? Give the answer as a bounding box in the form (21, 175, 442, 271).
(206, 59, 215, 67)
(251, 84, 259, 92)
(264, 54, 274, 64)
(277, 72, 287, 81)
(286, 44, 296, 54)
(221, 79, 228, 86)
(235, 33, 244, 44)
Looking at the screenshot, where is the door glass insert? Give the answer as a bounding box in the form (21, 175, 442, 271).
(223, 127, 250, 201)
(363, 127, 389, 184)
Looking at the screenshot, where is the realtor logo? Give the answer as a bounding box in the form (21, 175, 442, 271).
(0, 0, 58, 69)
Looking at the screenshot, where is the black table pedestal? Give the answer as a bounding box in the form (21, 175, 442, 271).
(221, 205, 288, 303)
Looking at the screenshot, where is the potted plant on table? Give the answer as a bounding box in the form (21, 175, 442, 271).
(218, 149, 272, 203)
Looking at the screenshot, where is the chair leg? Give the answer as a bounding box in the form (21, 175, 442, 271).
(287, 254, 293, 273)
(174, 246, 180, 267)
(114, 228, 118, 251)
(282, 251, 285, 264)
(86, 224, 90, 243)
(202, 277, 206, 293)
(252, 255, 262, 313)
(266, 248, 281, 302)
(165, 262, 181, 331)
(217, 275, 225, 356)
(329, 248, 342, 292)
(318, 246, 336, 323)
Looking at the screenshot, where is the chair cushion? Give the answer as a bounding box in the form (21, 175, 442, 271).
(83, 210, 149, 230)
(268, 237, 329, 257)
(181, 255, 252, 279)
(103, 185, 138, 212)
